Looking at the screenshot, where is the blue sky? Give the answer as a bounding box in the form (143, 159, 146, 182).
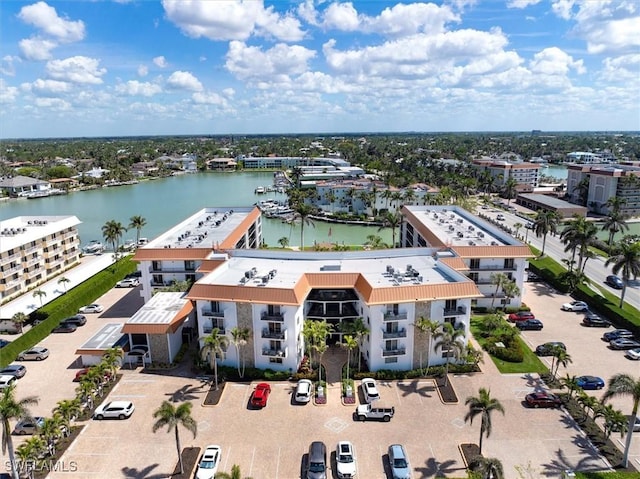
(1, 0, 638, 138)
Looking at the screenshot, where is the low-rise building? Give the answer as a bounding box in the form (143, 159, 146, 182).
(0, 176, 52, 198)
(472, 158, 541, 192)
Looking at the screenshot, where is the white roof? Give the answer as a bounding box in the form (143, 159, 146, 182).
(0, 215, 81, 254)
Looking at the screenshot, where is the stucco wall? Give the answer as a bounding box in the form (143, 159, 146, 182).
(237, 302, 255, 368)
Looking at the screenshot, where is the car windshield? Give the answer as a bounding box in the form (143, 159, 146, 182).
(199, 460, 215, 469)
(393, 458, 408, 468)
(338, 454, 353, 463)
(309, 462, 325, 472)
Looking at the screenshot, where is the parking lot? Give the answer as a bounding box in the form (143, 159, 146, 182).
(3, 280, 640, 478)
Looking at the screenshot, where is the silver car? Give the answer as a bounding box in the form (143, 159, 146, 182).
(13, 417, 44, 435)
(307, 441, 327, 479)
(389, 444, 411, 479)
(17, 347, 49, 361)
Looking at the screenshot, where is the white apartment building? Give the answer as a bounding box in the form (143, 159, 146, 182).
(472, 159, 541, 191)
(0, 215, 81, 302)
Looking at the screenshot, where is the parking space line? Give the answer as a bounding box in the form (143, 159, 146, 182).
(111, 394, 146, 398)
(275, 446, 281, 479)
(248, 446, 256, 477)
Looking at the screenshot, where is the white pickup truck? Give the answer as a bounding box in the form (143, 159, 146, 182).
(355, 403, 395, 422)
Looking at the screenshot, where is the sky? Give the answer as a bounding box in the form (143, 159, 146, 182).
(0, 0, 639, 139)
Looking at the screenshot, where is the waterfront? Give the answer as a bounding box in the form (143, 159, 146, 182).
(0, 172, 392, 247)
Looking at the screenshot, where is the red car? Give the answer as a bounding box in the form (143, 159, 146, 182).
(250, 383, 271, 408)
(508, 311, 535, 322)
(525, 392, 562, 408)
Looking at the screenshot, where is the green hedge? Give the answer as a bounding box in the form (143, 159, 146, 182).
(0, 257, 136, 368)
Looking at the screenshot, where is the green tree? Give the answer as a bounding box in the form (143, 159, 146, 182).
(489, 273, 509, 310)
(52, 399, 81, 436)
(277, 236, 289, 249)
(215, 464, 253, 479)
(11, 312, 28, 333)
(605, 241, 640, 308)
(413, 316, 440, 375)
(15, 436, 46, 479)
(128, 215, 147, 245)
(552, 349, 572, 380)
(502, 177, 518, 206)
(377, 211, 402, 248)
(102, 219, 127, 260)
(341, 335, 359, 381)
(533, 210, 560, 257)
(559, 374, 580, 399)
(200, 328, 229, 390)
(468, 455, 504, 479)
(57, 276, 70, 293)
(602, 374, 640, 467)
(230, 327, 251, 378)
(434, 323, 465, 387)
(601, 209, 629, 248)
(341, 317, 369, 372)
(101, 347, 123, 381)
(464, 387, 505, 455)
(32, 289, 46, 307)
(152, 401, 198, 475)
(292, 203, 315, 250)
(0, 384, 39, 479)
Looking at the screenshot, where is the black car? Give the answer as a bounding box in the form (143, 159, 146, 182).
(61, 314, 87, 327)
(535, 342, 566, 356)
(52, 323, 77, 334)
(602, 329, 634, 341)
(605, 275, 624, 289)
(582, 313, 611, 328)
(516, 319, 543, 331)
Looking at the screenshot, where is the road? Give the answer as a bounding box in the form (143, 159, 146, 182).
(477, 206, 640, 311)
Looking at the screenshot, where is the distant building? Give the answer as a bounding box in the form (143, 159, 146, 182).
(471, 159, 541, 192)
(0, 176, 52, 197)
(206, 158, 238, 171)
(82, 167, 110, 179)
(516, 193, 588, 219)
(565, 152, 602, 164)
(239, 156, 350, 170)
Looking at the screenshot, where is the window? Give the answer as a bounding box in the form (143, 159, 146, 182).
(444, 317, 455, 326)
(445, 299, 457, 311)
(468, 272, 479, 282)
(470, 258, 480, 269)
(152, 261, 161, 271)
(184, 260, 196, 271)
(504, 258, 515, 269)
(384, 357, 398, 364)
(210, 301, 221, 312)
(441, 348, 457, 358)
(269, 357, 283, 364)
(267, 305, 281, 316)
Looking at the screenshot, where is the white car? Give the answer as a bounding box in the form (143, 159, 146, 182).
(115, 278, 140, 288)
(561, 301, 589, 312)
(625, 348, 640, 360)
(0, 375, 17, 389)
(93, 400, 135, 420)
(361, 378, 380, 403)
(195, 445, 221, 479)
(336, 441, 357, 478)
(79, 304, 104, 314)
(294, 379, 313, 403)
(17, 347, 49, 361)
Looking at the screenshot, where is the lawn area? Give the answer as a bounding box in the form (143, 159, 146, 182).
(470, 316, 548, 375)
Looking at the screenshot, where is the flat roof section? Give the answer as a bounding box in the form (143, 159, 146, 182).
(0, 215, 81, 253)
(518, 193, 583, 210)
(75, 323, 126, 356)
(123, 292, 193, 334)
(143, 207, 256, 250)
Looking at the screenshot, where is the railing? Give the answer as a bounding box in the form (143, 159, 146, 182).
(25, 269, 41, 278)
(2, 264, 22, 275)
(202, 309, 225, 318)
(443, 306, 466, 316)
(203, 325, 225, 335)
(382, 348, 406, 357)
(262, 328, 286, 340)
(261, 312, 284, 321)
(383, 312, 408, 321)
(1, 251, 21, 263)
(262, 348, 287, 357)
(22, 244, 39, 254)
(468, 265, 517, 271)
(382, 328, 407, 339)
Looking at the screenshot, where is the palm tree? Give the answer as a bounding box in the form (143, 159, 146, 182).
(341, 335, 359, 381)
(310, 321, 333, 385)
(230, 327, 251, 378)
(489, 273, 509, 310)
(381, 189, 393, 211)
(75, 380, 96, 411)
(292, 203, 315, 250)
(11, 312, 28, 333)
(468, 455, 504, 479)
(464, 387, 505, 455)
(101, 347, 123, 381)
(552, 349, 572, 380)
(39, 416, 64, 455)
(32, 289, 46, 307)
(57, 276, 70, 293)
(601, 404, 628, 440)
(15, 436, 46, 479)
(559, 374, 580, 399)
(101, 219, 127, 260)
(200, 328, 229, 390)
(605, 241, 640, 308)
(601, 209, 629, 248)
(53, 399, 81, 436)
(513, 222, 523, 240)
(560, 215, 597, 272)
(413, 316, 440, 375)
(0, 384, 39, 479)
(341, 317, 369, 372)
(277, 236, 289, 248)
(378, 211, 402, 248)
(434, 323, 465, 387)
(502, 177, 518, 206)
(602, 374, 640, 467)
(572, 177, 590, 206)
(128, 215, 147, 245)
(502, 281, 520, 308)
(152, 401, 197, 475)
(533, 210, 560, 257)
(215, 464, 253, 479)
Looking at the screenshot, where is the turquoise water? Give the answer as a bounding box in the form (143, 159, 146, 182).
(541, 164, 567, 181)
(0, 172, 391, 247)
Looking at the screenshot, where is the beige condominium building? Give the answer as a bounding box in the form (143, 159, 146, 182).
(0, 215, 81, 302)
(127, 204, 530, 372)
(472, 158, 541, 192)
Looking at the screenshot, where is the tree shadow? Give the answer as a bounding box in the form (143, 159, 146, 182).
(415, 457, 464, 478)
(395, 379, 435, 398)
(540, 446, 608, 477)
(521, 373, 548, 392)
(164, 383, 204, 402)
(121, 464, 168, 479)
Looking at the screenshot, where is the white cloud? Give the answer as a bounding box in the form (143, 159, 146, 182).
(162, 0, 305, 42)
(0, 56, 21, 76)
(600, 53, 640, 82)
(19, 37, 57, 61)
(115, 80, 162, 97)
(530, 47, 586, 75)
(0, 79, 19, 104)
(222, 88, 235, 97)
(508, 0, 542, 8)
(18, 1, 85, 42)
(551, 0, 575, 20)
(297, 0, 319, 26)
(192, 91, 227, 105)
(323, 2, 361, 31)
(29, 78, 72, 95)
(225, 41, 316, 81)
(166, 71, 203, 91)
(138, 65, 149, 77)
(46, 56, 106, 84)
(34, 96, 71, 110)
(153, 56, 168, 68)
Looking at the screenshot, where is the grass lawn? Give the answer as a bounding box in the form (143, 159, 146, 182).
(470, 316, 548, 375)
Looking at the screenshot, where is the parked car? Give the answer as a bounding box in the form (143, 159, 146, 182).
(52, 323, 77, 334)
(13, 417, 44, 435)
(496, 214, 505, 221)
(535, 342, 566, 356)
(0, 364, 27, 379)
(17, 347, 49, 361)
(0, 339, 10, 348)
(307, 441, 327, 479)
(609, 338, 640, 350)
(93, 400, 135, 420)
(602, 329, 634, 342)
(508, 311, 535, 322)
(355, 403, 395, 422)
(525, 392, 562, 408)
(250, 383, 271, 408)
(625, 348, 640, 360)
(0, 375, 17, 389)
(582, 314, 611, 328)
(294, 379, 313, 404)
(608, 416, 640, 433)
(605, 275, 624, 289)
(335, 441, 357, 479)
(115, 278, 140, 288)
(78, 304, 103, 314)
(361, 378, 380, 403)
(61, 314, 87, 326)
(576, 376, 605, 390)
(516, 319, 543, 331)
(561, 301, 589, 312)
(388, 444, 411, 479)
(195, 444, 221, 479)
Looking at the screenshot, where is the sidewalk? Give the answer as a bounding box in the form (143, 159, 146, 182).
(0, 254, 117, 322)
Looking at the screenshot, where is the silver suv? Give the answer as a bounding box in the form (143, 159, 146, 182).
(388, 444, 411, 479)
(307, 441, 327, 479)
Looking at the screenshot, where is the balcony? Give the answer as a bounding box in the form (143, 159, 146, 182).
(203, 325, 225, 335)
(2, 264, 22, 275)
(261, 312, 284, 321)
(443, 306, 467, 316)
(24, 269, 41, 279)
(22, 244, 39, 254)
(202, 309, 225, 318)
(468, 265, 517, 272)
(262, 328, 286, 340)
(383, 311, 408, 321)
(1, 251, 20, 263)
(382, 348, 406, 357)
(22, 256, 40, 267)
(382, 328, 407, 339)
(262, 348, 287, 357)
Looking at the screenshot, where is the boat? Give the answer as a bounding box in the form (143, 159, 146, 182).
(254, 186, 266, 194)
(83, 240, 104, 254)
